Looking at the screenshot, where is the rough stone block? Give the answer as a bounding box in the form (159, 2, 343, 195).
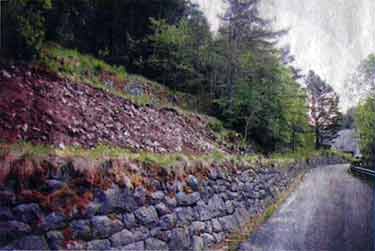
(0, 221, 31, 244)
(135, 206, 159, 225)
(70, 219, 92, 240)
(191, 221, 206, 235)
(159, 213, 177, 230)
(40, 212, 66, 231)
(155, 202, 171, 216)
(192, 236, 204, 251)
(92, 215, 123, 239)
(46, 231, 64, 250)
(145, 238, 168, 251)
(123, 213, 137, 228)
(211, 219, 222, 233)
(176, 207, 195, 225)
(13, 203, 43, 224)
(11, 235, 49, 250)
(176, 192, 200, 206)
(87, 239, 111, 250)
(168, 228, 190, 251)
(0, 207, 13, 221)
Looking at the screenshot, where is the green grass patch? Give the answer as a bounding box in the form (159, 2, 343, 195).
(6, 142, 53, 158)
(322, 149, 356, 163)
(1, 143, 192, 168)
(2, 141, 348, 172)
(39, 44, 152, 106)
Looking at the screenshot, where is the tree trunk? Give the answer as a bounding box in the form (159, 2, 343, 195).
(315, 127, 320, 150)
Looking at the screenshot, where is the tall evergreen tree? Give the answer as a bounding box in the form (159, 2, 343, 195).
(218, 0, 285, 110)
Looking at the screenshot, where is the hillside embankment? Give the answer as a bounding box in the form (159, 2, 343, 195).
(0, 62, 347, 250)
(0, 66, 234, 155)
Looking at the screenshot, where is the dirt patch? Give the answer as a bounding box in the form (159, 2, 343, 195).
(0, 66, 230, 154)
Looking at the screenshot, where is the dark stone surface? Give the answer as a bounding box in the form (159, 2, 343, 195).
(0, 207, 13, 221)
(159, 213, 177, 231)
(87, 239, 111, 250)
(13, 203, 42, 224)
(134, 206, 159, 225)
(40, 212, 66, 231)
(91, 216, 124, 239)
(145, 238, 168, 251)
(110, 228, 145, 247)
(168, 228, 191, 251)
(0, 221, 31, 244)
(71, 219, 92, 240)
(176, 192, 200, 206)
(11, 235, 49, 250)
(155, 202, 171, 216)
(46, 231, 64, 250)
(120, 241, 145, 251)
(123, 213, 137, 228)
(187, 175, 200, 191)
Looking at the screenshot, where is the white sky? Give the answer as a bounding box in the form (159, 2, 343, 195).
(193, 0, 375, 110)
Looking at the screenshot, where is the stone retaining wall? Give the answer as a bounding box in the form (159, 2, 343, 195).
(0, 156, 346, 250)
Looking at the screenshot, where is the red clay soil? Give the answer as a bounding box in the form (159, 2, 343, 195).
(0, 66, 223, 154)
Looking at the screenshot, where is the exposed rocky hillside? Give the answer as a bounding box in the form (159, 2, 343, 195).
(0, 66, 235, 154)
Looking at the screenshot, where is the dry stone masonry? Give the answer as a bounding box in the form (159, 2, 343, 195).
(0, 156, 345, 250)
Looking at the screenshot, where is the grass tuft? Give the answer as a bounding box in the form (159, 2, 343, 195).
(39, 44, 152, 106)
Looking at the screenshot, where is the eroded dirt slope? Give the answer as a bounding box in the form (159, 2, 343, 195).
(0, 66, 228, 154)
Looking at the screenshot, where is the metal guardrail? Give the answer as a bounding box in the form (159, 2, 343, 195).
(351, 166, 375, 178)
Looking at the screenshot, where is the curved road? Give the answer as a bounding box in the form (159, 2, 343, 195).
(240, 164, 374, 251)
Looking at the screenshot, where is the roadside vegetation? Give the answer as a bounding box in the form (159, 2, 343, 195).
(0, 142, 349, 172)
(345, 54, 375, 168)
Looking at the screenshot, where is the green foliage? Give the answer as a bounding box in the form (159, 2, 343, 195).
(356, 97, 375, 167)
(208, 119, 225, 134)
(215, 53, 312, 152)
(3, 0, 52, 59)
(7, 142, 53, 157)
(146, 13, 211, 92)
(39, 45, 155, 106)
(40, 44, 126, 82)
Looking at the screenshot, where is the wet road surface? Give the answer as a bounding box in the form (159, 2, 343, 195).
(240, 164, 374, 251)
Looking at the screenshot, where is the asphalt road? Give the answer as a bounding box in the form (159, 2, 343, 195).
(239, 164, 374, 251)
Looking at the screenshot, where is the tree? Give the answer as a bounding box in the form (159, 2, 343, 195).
(306, 70, 342, 149)
(219, 0, 285, 110)
(2, 0, 52, 59)
(145, 3, 212, 93)
(356, 97, 375, 167)
(349, 54, 375, 167)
